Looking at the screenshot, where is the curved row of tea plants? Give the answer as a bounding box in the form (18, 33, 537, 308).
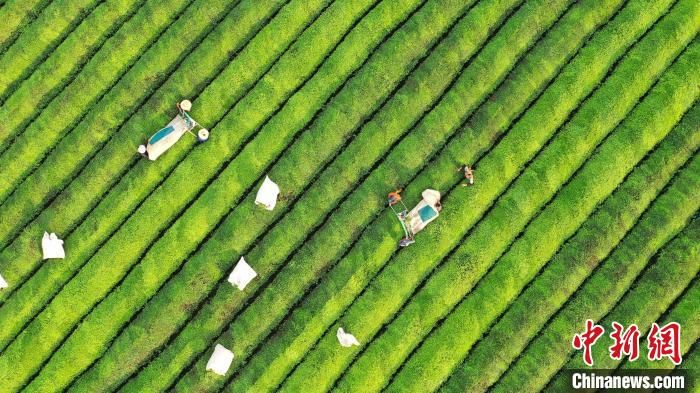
(0, 1, 696, 392)
(283, 14, 698, 393)
(620, 277, 700, 371)
(489, 163, 699, 391)
(384, 35, 699, 393)
(163, 0, 583, 390)
(0, 0, 51, 56)
(0, 0, 328, 359)
(0, 0, 305, 341)
(0, 0, 262, 243)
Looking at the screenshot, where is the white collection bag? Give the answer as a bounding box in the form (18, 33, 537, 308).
(337, 327, 360, 347)
(227, 257, 257, 290)
(205, 344, 234, 376)
(42, 232, 65, 260)
(255, 176, 280, 211)
(0, 273, 7, 289)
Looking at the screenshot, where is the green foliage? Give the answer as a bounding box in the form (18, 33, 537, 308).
(441, 106, 700, 392)
(542, 219, 699, 392)
(0, 0, 107, 104)
(0, 0, 194, 201)
(74, 0, 472, 390)
(0, 0, 289, 301)
(284, 6, 699, 393)
(0, 0, 696, 391)
(390, 35, 700, 393)
(0, 0, 51, 56)
(621, 279, 700, 371)
(0, 0, 365, 388)
(0, 0, 299, 351)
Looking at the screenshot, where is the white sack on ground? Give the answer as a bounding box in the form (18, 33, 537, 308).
(42, 232, 65, 260)
(228, 257, 257, 290)
(0, 273, 7, 289)
(255, 176, 280, 211)
(337, 327, 360, 347)
(206, 344, 234, 375)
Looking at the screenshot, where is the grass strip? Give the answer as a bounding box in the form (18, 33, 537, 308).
(70, 0, 490, 390)
(541, 218, 700, 392)
(0, 0, 104, 103)
(0, 0, 148, 152)
(0, 0, 52, 55)
(289, 18, 698, 393)
(220, 0, 679, 391)
(440, 106, 700, 392)
(487, 170, 699, 391)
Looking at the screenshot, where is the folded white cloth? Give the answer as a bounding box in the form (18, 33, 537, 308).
(255, 176, 280, 211)
(337, 327, 360, 347)
(42, 232, 65, 260)
(227, 257, 257, 290)
(0, 273, 7, 289)
(206, 344, 234, 376)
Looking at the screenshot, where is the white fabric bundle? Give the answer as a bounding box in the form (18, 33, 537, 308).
(228, 257, 257, 290)
(205, 344, 234, 376)
(255, 176, 280, 211)
(42, 232, 65, 260)
(337, 327, 360, 347)
(0, 273, 7, 289)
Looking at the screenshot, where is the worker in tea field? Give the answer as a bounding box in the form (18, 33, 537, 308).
(387, 189, 403, 208)
(458, 164, 475, 186)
